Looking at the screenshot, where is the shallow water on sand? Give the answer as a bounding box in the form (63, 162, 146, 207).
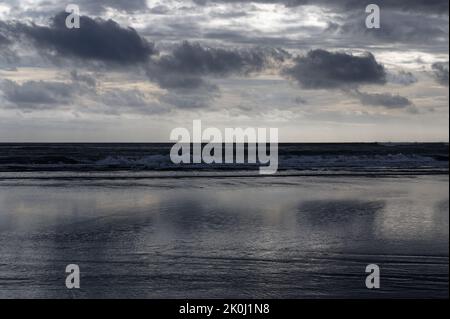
(0, 175, 448, 298)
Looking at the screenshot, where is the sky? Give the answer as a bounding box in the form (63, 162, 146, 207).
(0, 0, 448, 142)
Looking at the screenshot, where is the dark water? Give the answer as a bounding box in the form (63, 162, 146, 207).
(0, 144, 448, 298)
(0, 143, 448, 174)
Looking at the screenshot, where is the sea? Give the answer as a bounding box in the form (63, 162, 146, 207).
(0, 143, 448, 298)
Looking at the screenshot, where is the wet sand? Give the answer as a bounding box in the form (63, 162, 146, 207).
(0, 175, 448, 298)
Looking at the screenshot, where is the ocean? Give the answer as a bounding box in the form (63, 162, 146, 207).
(0, 143, 448, 298)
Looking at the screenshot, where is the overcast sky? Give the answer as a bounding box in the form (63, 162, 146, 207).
(0, 0, 448, 142)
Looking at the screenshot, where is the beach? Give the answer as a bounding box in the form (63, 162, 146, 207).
(0, 171, 448, 298)
(1, 0, 449, 303)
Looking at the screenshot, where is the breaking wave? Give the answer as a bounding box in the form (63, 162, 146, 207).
(0, 143, 447, 174)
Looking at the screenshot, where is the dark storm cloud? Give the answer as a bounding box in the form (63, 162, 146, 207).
(15, 12, 155, 65)
(193, 0, 449, 14)
(351, 90, 412, 109)
(282, 49, 418, 111)
(283, 49, 386, 89)
(432, 62, 449, 86)
(147, 41, 290, 89)
(144, 42, 290, 109)
(147, 70, 211, 90)
(158, 41, 288, 76)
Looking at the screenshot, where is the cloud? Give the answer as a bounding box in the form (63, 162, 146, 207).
(70, 70, 97, 88)
(0, 72, 98, 111)
(0, 79, 76, 110)
(0, 27, 18, 69)
(387, 71, 418, 86)
(332, 11, 449, 48)
(0, 69, 213, 114)
(97, 88, 166, 115)
(159, 89, 220, 109)
(3, 0, 149, 16)
(149, 5, 171, 15)
(147, 42, 289, 89)
(283, 49, 386, 89)
(0, 76, 167, 115)
(75, 0, 149, 14)
(146, 69, 213, 90)
(15, 12, 155, 65)
(157, 42, 287, 76)
(0, 32, 10, 47)
(432, 62, 449, 86)
(294, 96, 307, 104)
(351, 90, 412, 109)
(193, 0, 449, 14)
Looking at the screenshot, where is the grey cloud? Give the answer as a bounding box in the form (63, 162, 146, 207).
(432, 62, 449, 86)
(15, 12, 155, 65)
(0, 77, 166, 115)
(203, 31, 307, 48)
(0, 51, 19, 70)
(0, 27, 18, 69)
(0, 70, 99, 111)
(193, 0, 449, 14)
(10, 0, 149, 16)
(294, 96, 307, 104)
(70, 70, 97, 88)
(149, 5, 171, 15)
(283, 49, 386, 89)
(75, 0, 149, 14)
(0, 70, 209, 114)
(157, 42, 287, 76)
(97, 89, 167, 115)
(352, 90, 412, 109)
(209, 10, 249, 19)
(387, 71, 418, 86)
(333, 11, 448, 47)
(147, 70, 212, 90)
(140, 18, 203, 41)
(193, 1, 448, 51)
(98, 85, 217, 113)
(160, 90, 219, 109)
(100, 89, 147, 108)
(0, 22, 14, 50)
(147, 42, 289, 90)
(0, 32, 10, 47)
(0, 79, 76, 110)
